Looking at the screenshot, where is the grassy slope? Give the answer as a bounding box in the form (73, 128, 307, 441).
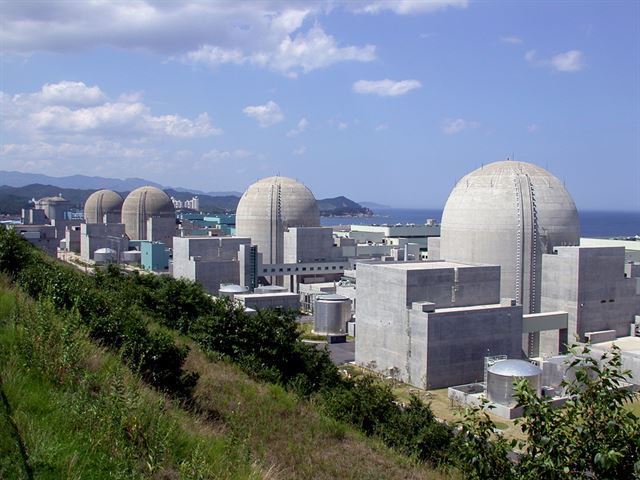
(0, 284, 455, 479)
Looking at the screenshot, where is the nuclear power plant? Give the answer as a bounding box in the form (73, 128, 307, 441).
(7, 160, 640, 417)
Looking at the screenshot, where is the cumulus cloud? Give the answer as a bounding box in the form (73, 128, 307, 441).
(375, 123, 389, 131)
(183, 25, 375, 77)
(338, 122, 348, 130)
(243, 100, 284, 127)
(525, 49, 585, 72)
(550, 50, 585, 72)
(1, 2, 376, 77)
(287, 117, 309, 136)
(442, 118, 480, 135)
(0, 81, 223, 179)
(353, 79, 422, 97)
(2, 81, 221, 140)
(351, 0, 468, 15)
(527, 123, 540, 133)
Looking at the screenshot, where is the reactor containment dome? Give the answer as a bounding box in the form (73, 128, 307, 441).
(439, 160, 580, 314)
(121, 186, 175, 241)
(235, 176, 320, 265)
(84, 189, 124, 224)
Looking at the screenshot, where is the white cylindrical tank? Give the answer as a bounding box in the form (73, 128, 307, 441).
(487, 359, 542, 407)
(94, 247, 118, 265)
(219, 284, 249, 299)
(314, 294, 351, 335)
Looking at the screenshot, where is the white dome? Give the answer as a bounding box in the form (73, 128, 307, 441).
(235, 176, 320, 265)
(84, 189, 123, 224)
(440, 160, 580, 313)
(121, 186, 175, 241)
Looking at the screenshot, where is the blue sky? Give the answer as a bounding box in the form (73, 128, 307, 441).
(1, 1, 638, 211)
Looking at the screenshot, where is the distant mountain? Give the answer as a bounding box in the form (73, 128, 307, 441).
(317, 196, 372, 216)
(0, 184, 370, 217)
(0, 170, 163, 191)
(358, 201, 393, 210)
(0, 170, 242, 197)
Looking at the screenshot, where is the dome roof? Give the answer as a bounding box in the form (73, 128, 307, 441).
(235, 176, 320, 265)
(488, 359, 542, 377)
(121, 186, 175, 241)
(440, 160, 580, 313)
(84, 189, 123, 223)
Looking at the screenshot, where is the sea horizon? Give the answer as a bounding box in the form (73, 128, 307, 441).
(322, 207, 640, 239)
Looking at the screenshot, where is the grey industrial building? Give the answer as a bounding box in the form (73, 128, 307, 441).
(355, 159, 640, 391)
(121, 186, 176, 248)
(355, 261, 523, 389)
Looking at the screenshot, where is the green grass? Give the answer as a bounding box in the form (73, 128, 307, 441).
(0, 281, 458, 479)
(0, 287, 254, 480)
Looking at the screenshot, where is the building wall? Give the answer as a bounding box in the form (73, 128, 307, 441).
(80, 223, 128, 261)
(418, 304, 523, 389)
(541, 246, 638, 343)
(172, 236, 251, 294)
(355, 261, 514, 389)
(283, 227, 337, 263)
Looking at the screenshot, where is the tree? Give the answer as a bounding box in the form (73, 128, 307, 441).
(456, 344, 640, 479)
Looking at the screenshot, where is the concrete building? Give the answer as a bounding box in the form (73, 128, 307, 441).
(84, 189, 124, 224)
(438, 160, 580, 315)
(121, 186, 176, 247)
(355, 261, 523, 389)
(35, 195, 70, 222)
(80, 223, 129, 261)
(140, 241, 170, 272)
(172, 236, 251, 295)
(539, 246, 639, 353)
(235, 176, 320, 278)
(580, 237, 640, 263)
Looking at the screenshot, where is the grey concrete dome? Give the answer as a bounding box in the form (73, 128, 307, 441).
(121, 186, 175, 241)
(84, 189, 123, 224)
(235, 176, 320, 265)
(440, 160, 580, 314)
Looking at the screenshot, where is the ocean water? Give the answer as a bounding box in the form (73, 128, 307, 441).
(321, 208, 640, 239)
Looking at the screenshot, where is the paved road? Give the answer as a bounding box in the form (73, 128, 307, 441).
(314, 341, 355, 365)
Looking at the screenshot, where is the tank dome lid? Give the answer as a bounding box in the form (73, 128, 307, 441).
(488, 359, 542, 377)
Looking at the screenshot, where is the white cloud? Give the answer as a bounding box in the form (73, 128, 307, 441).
(243, 100, 284, 127)
(40, 81, 106, 106)
(353, 79, 422, 97)
(442, 118, 480, 135)
(375, 123, 389, 131)
(1, 2, 376, 77)
(2, 81, 221, 140)
(183, 25, 375, 76)
(525, 49, 585, 72)
(500, 36, 522, 44)
(338, 122, 348, 130)
(292, 146, 306, 155)
(550, 50, 585, 72)
(352, 0, 468, 15)
(527, 123, 540, 133)
(287, 117, 309, 136)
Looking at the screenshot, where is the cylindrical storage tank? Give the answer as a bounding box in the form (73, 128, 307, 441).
(314, 294, 351, 335)
(254, 285, 287, 294)
(94, 247, 118, 265)
(122, 250, 141, 264)
(219, 284, 249, 299)
(487, 359, 542, 406)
